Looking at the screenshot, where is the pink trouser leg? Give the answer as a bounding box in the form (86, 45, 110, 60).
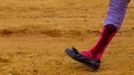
(80, 24, 117, 59)
(80, 0, 129, 59)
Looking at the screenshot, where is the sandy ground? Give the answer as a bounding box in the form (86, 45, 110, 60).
(0, 0, 134, 75)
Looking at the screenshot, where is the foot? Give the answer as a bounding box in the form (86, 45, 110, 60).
(80, 50, 93, 58)
(65, 47, 100, 70)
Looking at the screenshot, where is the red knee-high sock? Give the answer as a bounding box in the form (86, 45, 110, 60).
(80, 24, 117, 59)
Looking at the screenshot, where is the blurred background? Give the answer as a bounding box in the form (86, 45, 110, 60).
(0, 0, 134, 75)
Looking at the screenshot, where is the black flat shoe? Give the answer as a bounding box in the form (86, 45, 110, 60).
(65, 47, 100, 70)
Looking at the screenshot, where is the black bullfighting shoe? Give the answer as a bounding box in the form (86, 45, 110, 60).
(65, 47, 100, 70)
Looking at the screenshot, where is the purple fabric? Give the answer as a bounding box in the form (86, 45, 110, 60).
(104, 0, 129, 31)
